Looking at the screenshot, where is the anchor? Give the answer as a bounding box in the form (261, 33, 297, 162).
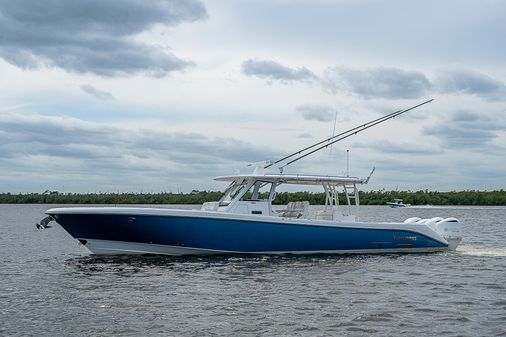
(35, 215, 54, 230)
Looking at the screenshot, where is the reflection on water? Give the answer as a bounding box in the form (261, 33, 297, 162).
(68, 254, 372, 277)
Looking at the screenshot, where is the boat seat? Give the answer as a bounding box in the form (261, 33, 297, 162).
(277, 201, 310, 218)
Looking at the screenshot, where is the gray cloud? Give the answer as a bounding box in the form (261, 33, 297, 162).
(80, 85, 114, 100)
(0, 0, 207, 76)
(242, 59, 317, 82)
(435, 69, 506, 101)
(0, 112, 276, 162)
(242, 57, 505, 103)
(324, 66, 432, 99)
(296, 104, 335, 122)
(374, 158, 443, 176)
(422, 110, 506, 149)
(366, 157, 451, 191)
(353, 140, 443, 155)
(0, 111, 278, 191)
(297, 133, 314, 139)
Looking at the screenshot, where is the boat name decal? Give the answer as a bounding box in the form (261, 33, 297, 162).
(394, 236, 417, 241)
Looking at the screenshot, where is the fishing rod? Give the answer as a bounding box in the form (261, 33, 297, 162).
(265, 105, 405, 169)
(268, 99, 433, 171)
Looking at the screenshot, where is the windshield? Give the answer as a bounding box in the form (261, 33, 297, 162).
(218, 180, 247, 206)
(241, 180, 273, 201)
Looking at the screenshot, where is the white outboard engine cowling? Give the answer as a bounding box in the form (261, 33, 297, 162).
(433, 218, 462, 250)
(405, 217, 462, 250)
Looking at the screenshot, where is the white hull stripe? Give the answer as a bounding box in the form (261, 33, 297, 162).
(81, 238, 449, 256)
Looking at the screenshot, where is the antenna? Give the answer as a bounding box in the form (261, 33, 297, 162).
(266, 99, 433, 170)
(346, 149, 349, 177)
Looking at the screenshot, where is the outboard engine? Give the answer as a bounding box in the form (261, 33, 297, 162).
(433, 218, 462, 250)
(404, 217, 462, 250)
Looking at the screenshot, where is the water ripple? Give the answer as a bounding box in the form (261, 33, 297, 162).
(1, 204, 506, 336)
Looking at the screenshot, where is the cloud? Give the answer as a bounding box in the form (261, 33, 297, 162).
(297, 133, 314, 139)
(241, 59, 317, 82)
(241, 58, 504, 104)
(422, 110, 506, 149)
(353, 140, 443, 155)
(0, 111, 276, 162)
(323, 66, 432, 99)
(0, 111, 278, 191)
(0, 0, 207, 77)
(374, 158, 443, 176)
(0, 108, 277, 192)
(296, 104, 335, 122)
(80, 85, 114, 100)
(435, 69, 506, 101)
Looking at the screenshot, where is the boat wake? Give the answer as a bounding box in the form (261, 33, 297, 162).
(456, 245, 506, 257)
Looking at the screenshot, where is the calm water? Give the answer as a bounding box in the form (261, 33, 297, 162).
(1, 204, 505, 336)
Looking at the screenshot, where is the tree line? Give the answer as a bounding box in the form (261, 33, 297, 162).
(0, 189, 505, 205)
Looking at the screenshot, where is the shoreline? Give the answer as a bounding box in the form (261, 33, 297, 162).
(1, 190, 505, 206)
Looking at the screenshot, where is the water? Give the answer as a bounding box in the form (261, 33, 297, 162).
(1, 204, 505, 336)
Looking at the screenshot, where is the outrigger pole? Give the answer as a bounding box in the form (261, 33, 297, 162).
(266, 99, 433, 170)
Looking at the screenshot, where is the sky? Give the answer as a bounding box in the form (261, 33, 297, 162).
(0, 0, 505, 193)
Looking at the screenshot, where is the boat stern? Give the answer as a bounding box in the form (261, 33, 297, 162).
(434, 218, 462, 250)
(405, 217, 462, 251)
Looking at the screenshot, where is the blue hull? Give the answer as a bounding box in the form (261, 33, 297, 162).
(49, 212, 448, 254)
